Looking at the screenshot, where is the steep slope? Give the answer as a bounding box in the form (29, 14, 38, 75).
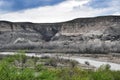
(0, 16, 120, 53)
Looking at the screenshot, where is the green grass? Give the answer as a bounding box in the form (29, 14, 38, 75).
(0, 52, 120, 80)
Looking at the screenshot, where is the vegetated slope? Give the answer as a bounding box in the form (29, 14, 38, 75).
(0, 16, 120, 53)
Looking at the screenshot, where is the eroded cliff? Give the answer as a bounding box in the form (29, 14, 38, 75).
(0, 16, 120, 53)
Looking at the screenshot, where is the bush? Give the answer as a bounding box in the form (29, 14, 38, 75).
(0, 52, 120, 80)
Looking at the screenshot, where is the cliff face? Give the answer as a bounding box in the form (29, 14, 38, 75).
(0, 16, 120, 53)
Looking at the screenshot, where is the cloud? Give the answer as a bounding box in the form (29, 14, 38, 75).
(0, 0, 65, 12)
(0, 0, 120, 23)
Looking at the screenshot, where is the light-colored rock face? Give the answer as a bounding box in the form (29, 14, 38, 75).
(60, 17, 119, 36)
(0, 16, 120, 53)
(0, 22, 12, 31)
(61, 23, 105, 36)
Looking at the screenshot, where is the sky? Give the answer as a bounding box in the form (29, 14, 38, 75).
(0, 0, 120, 23)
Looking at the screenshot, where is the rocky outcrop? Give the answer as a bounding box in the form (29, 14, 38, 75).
(0, 16, 120, 53)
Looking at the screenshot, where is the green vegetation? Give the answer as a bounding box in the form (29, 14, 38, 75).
(0, 52, 120, 80)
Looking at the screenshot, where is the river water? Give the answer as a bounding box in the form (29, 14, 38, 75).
(0, 52, 120, 70)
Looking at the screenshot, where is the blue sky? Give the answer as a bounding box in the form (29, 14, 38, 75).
(0, 0, 65, 12)
(0, 0, 116, 12)
(88, 0, 111, 9)
(0, 0, 120, 22)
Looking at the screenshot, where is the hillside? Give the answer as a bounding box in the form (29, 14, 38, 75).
(0, 16, 120, 53)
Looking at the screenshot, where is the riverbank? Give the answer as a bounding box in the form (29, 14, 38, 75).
(0, 52, 120, 70)
(56, 53, 120, 64)
(0, 53, 120, 80)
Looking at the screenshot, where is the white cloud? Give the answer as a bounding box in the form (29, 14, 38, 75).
(113, 12, 120, 15)
(0, 0, 120, 23)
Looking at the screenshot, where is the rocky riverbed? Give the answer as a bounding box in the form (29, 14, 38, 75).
(58, 53, 120, 64)
(0, 52, 120, 70)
